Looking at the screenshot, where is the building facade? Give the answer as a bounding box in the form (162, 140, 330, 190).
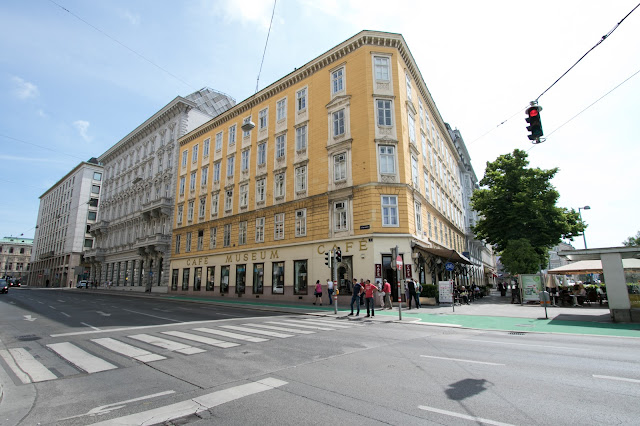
(1, 236, 33, 281)
(29, 159, 103, 287)
(448, 124, 497, 288)
(86, 88, 235, 292)
(169, 31, 470, 303)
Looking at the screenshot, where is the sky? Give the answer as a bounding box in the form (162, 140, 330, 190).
(1, 0, 638, 250)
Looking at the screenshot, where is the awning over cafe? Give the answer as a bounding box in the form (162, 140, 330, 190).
(547, 258, 640, 275)
(411, 242, 473, 265)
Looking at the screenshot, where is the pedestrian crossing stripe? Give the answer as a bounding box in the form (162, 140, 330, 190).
(128, 334, 206, 355)
(92, 338, 167, 362)
(240, 323, 316, 334)
(265, 321, 335, 331)
(47, 342, 118, 374)
(192, 327, 269, 343)
(161, 331, 240, 348)
(219, 325, 294, 338)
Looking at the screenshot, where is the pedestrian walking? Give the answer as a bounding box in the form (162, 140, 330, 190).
(414, 280, 422, 308)
(327, 278, 334, 305)
(407, 279, 419, 309)
(313, 280, 323, 305)
(359, 278, 366, 306)
(376, 280, 385, 308)
(364, 279, 377, 317)
(383, 279, 393, 309)
(348, 278, 363, 316)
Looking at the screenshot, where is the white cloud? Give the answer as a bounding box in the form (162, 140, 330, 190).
(11, 76, 39, 100)
(208, 0, 276, 29)
(0, 155, 64, 163)
(73, 120, 92, 142)
(120, 9, 140, 25)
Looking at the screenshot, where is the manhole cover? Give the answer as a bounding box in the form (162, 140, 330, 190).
(17, 335, 41, 341)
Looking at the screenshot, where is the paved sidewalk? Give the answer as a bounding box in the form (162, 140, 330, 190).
(51, 287, 640, 338)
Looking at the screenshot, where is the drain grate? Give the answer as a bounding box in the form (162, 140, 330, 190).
(17, 334, 41, 341)
(509, 332, 526, 335)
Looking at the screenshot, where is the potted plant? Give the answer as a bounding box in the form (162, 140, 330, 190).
(419, 284, 438, 306)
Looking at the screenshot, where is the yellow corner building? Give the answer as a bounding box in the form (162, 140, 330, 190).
(169, 31, 469, 303)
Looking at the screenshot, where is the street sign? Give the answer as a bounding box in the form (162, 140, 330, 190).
(445, 262, 455, 271)
(396, 255, 403, 269)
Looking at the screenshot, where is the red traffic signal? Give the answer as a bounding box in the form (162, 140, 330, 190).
(525, 105, 543, 141)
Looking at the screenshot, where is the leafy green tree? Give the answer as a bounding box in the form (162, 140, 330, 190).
(471, 149, 584, 275)
(622, 231, 640, 246)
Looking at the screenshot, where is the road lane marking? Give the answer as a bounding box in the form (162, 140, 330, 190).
(61, 391, 176, 420)
(92, 338, 166, 362)
(161, 331, 240, 348)
(419, 405, 515, 426)
(193, 327, 268, 343)
(266, 321, 334, 331)
(299, 319, 354, 328)
(122, 309, 183, 322)
(47, 342, 118, 373)
(0, 349, 33, 384)
(91, 378, 287, 426)
(220, 325, 294, 338)
(128, 334, 206, 355)
(420, 355, 505, 366)
(593, 375, 640, 384)
(60, 312, 71, 317)
(8, 348, 57, 382)
(23, 315, 37, 322)
(81, 322, 101, 331)
(464, 339, 576, 351)
(57, 299, 65, 302)
(49, 305, 57, 310)
(243, 323, 315, 334)
(96, 311, 111, 317)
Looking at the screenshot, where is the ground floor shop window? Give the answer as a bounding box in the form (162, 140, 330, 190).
(253, 263, 264, 294)
(206, 266, 215, 291)
(116, 262, 121, 286)
(236, 264, 246, 294)
(137, 261, 144, 287)
(294, 260, 308, 295)
(171, 269, 178, 290)
(194, 267, 202, 291)
(336, 256, 353, 295)
(272, 262, 284, 294)
(124, 261, 129, 286)
(220, 265, 229, 293)
(182, 268, 190, 290)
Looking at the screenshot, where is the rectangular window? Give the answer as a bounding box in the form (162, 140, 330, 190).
(256, 178, 266, 203)
(428, 212, 432, 238)
(203, 138, 210, 157)
(295, 209, 306, 237)
(209, 226, 217, 249)
(211, 193, 219, 217)
(253, 263, 264, 294)
(239, 184, 248, 208)
(206, 266, 215, 291)
(224, 189, 233, 211)
(376, 99, 392, 126)
(424, 172, 430, 200)
(411, 156, 419, 187)
(91, 185, 100, 194)
(333, 109, 345, 137)
(171, 269, 179, 291)
(332, 67, 344, 94)
(274, 213, 284, 240)
(185, 231, 192, 252)
(241, 150, 250, 171)
(201, 165, 208, 187)
(421, 134, 428, 162)
(295, 166, 307, 192)
(223, 224, 231, 247)
(227, 155, 235, 178)
(334, 153, 346, 181)
(228, 124, 236, 145)
(408, 114, 416, 143)
(215, 132, 223, 151)
(236, 264, 246, 294)
(334, 201, 347, 231)
(295, 125, 307, 150)
(192, 144, 199, 163)
(274, 173, 285, 198)
(276, 134, 286, 159)
(272, 261, 284, 294)
(190, 171, 196, 191)
(379, 145, 395, 174)
(294, 260, 308, 295)
(257, 142, 266, 165)
(199, 197, 206, 218)
(419, 100, 425, 128)
(259, 108, 268, 130)
(243, 116, 252, 138)
(213, 162, 221, 183)
(177, 205, 183, 224)
(187, 200, 194, 221)
(405, 72, 412, 101)
(179, 176, 185, 195)
(182, 268, 190, 290)
(382, 195, 398, 226)
(88, 211, 97, 220)
(431, 179, 436, 204)
(255, 217, 265, 242)
(194, 267, 202, 291)
(238, 221, 247, 245)
(374, 56, 390, 81)
(276, 98, 286, 121)
(220, 265, 229, 293)
(181, 150, 188, 168)
(93, 172, 102, 181)
(296, 88, 307, 111)
(415, 202, 422, 234)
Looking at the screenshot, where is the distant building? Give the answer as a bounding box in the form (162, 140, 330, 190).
(448, 124, 497, 287)
(1, 236, 33, 281)
(29, 159, 104, 287)
(86, 88, 235, 292)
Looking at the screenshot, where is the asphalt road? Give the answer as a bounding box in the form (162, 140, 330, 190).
(1, 288, 639, 425)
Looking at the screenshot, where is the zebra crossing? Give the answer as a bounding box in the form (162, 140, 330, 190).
(0, 317, 361, 384)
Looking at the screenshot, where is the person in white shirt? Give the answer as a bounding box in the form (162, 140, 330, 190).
(327, 278, 334, 305)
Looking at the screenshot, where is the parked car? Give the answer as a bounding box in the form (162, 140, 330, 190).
(77, 280, 88, 288)
(0, 279, 8, 294)
(9, 279, 21, 287)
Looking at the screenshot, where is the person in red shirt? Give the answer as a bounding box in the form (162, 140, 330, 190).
(383, 279, 392, 309)
(364, 279, 378, 317)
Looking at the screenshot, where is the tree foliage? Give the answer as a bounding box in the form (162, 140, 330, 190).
(471, 149, 585, 275)
(622, 231, 640, 246)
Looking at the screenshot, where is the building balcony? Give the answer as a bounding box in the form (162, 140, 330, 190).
(40, 251, 55, 260)
(140, 197, 173, 220)
(134, 233, 171, 252)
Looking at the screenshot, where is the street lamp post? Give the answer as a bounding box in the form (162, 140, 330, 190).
(578, 205, 591, 249)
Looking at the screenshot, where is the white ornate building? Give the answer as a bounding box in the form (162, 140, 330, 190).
(86, 88, 235, 292)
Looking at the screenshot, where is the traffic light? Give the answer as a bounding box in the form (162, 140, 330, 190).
(390, 246, 398, 270)
(335, 247, 342, 262)
(324, 252, 332, 268)
(525, 105, 543, 141)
